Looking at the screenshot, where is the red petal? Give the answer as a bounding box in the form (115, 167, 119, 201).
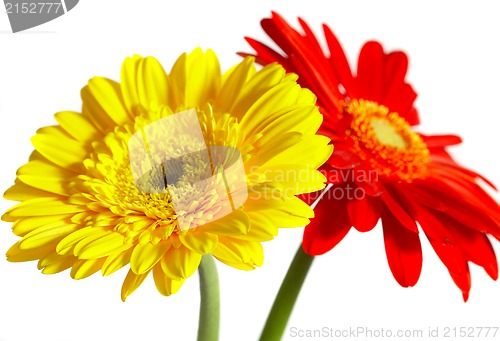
(242, 37, 289, 68)
(382, 208, 422, 287)
(269, 12, 322, 62)
(289, 53, 340, 113)
(354, 167, 384, 197)
(429, 150, 455, 164)
(438, 213, 498, 280)
(412, 205, 471, 300)
(381, 51, 409, 103)
(421, 134, 463, 148)
(264, 12, 342, 108)
(298, 17, 327, 60)
(303, 193, 351, 256)
(380, 51, 419, 125)
(348, 195, 382, 232)
(430, 157, 498, 191)
(404, 107, 420, 126)
(355, 41, 385, 102)
(261, 15, 297, 57)
(319, 163, 347, 185)
(432, 166, 500, 217)
(328, 150, 361, 169)
(323, 23, 354, 94)
(380, 185, 418, 233)
(386, 83, 418, 119)
(408, 178, 500, 240)
(323, 115, 352, 141)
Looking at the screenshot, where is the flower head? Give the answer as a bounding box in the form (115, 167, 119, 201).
(2, 48, 332, 301)
(244, 12, 500, 300)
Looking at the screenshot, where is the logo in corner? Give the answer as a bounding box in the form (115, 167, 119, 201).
(4, 0, 79, 33)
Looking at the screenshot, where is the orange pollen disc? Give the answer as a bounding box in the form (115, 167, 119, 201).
(344, 99, 430, 182)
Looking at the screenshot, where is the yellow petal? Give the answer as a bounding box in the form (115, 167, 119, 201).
(138, 56, 169, 109)
(184, 48, 221, 108)
(6, 242, 54, 262)
(42, 259, 74, 274)
(38, 252, 75, 274)
(245, 132, 303, 170)
(262, 135, 333, 170)
(3, 180, 55, 201)
(27, 149, 45, 161)
(152, 264, 185, 296)
(244, 183, 286, 211)
(121, 268, 150, 301)
(12, 214, 70, 237)
(76, 231, 131, 259)
(31, 133, 88, 172)
(17, 160, 75, 196)
(70, 258, 105, 280)
(179, 231, 218, 254)
(280, 196, 315, 218)
(121, 55, 169, 112)
(71, 229, 111, 255)
(237, 211, 278, 242)
(35, 125, 72, 139)
(120, 55, 142, 112)
(102, 248, 133, 276)
(87, 77, 131, 125)
(56, 227, 101, 255)
(54, 111, 100, 143)
(273, 210, 311, 228)
(160, 246, 202, 280)
(4, 198, 84, 218)
(252, 106, 322, 146)
(213, 259, 255, 271)
(216, 57, 255, 111)
(212, 237, 264, 269)
(168, 52, 186, 108)
(257, 165, 326, 195)
(230, 61, 286, 120)
(130, 241, 170, 275)
(81, 86, 116, 133)
(19, 222, 78, 250)
(17, 175, 68, 196)
(201, 209, 249, 236)
(297, 83, 317, 104)
(240, 81, 302, 134)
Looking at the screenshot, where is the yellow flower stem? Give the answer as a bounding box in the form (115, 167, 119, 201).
(259, 245, 314, 341)
(197, 255, 220, 341)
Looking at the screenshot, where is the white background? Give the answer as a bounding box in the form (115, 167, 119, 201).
(1, 1, 499, 340)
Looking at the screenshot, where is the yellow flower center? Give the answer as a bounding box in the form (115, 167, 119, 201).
(345, 99, 430, 182)
(80, 105, 248, 244)
(369, 117, 408, 149)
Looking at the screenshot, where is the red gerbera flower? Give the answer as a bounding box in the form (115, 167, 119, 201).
(244, 12, 500, 300)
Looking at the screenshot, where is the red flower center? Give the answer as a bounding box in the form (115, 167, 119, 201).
(345, 99, 430, 182)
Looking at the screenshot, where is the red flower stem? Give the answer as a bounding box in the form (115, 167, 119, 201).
(259, 244, 314, 341)
(197, 255, 220, 341)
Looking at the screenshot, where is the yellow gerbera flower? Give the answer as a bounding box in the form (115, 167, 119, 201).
(2, 48, 332, 301)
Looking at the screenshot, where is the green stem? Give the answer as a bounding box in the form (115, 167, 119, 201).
(260, 245, 314, 341)
(197, 255, 220, 341)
